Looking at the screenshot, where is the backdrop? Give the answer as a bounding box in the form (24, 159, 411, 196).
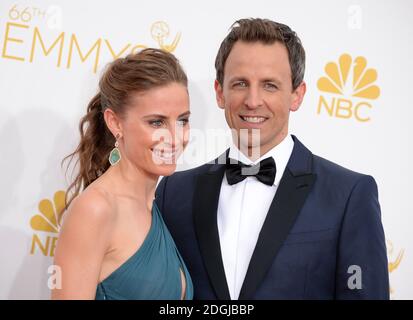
(0, 0, 411, 299)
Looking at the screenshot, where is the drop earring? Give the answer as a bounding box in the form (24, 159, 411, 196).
(109, 133, 121, 166)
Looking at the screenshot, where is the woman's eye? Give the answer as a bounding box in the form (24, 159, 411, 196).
(177, 118, 189, 126)
(149, 120, 164, 127)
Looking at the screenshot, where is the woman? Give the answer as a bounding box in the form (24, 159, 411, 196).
(52, 48, 193, 300)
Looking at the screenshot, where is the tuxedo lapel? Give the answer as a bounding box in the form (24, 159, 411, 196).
(238, 136, 317, 299)
(193, 153, 231, 300)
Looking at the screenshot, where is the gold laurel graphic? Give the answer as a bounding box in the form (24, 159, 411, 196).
(389, 249, 404, 273)
(387, 240, 404, 273)
(386, 240, 405, 295)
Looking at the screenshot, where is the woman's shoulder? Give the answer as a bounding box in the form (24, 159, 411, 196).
(55, 185, 117, 266)
(63, 185, 116, 231)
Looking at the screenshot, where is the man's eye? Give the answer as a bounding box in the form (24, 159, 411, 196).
(264, 82, 278, 91)
(149, 120, 164, 127)
(233, 81, 247, 88)
(177, 118, 189, 126)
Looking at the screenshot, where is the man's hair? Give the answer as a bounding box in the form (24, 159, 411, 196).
(215, 18, 305, 90)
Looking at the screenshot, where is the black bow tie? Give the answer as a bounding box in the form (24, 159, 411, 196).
(226, 157, 277, 186)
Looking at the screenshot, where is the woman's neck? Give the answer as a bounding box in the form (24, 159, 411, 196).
(104, 160, 159, 213)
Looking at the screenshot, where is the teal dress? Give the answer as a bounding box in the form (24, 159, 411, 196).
(95, 201, 193, 300)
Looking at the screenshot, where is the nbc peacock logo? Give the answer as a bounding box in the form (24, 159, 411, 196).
(29, 190, 66, 257)
(316, 54, 380, 122)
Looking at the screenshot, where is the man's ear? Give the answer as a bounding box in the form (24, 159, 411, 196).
(214, 79, 225, 110)
(290, 81, 306, 112)
(103, 108, 123, 138)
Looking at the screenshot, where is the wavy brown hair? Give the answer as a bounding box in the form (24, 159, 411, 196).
(62, 48, 188, 209)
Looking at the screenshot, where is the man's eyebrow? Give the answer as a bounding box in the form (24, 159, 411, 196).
(227, 76, 283, 86)
(228, 76, 248, 83)
(261, 78, 282, 86)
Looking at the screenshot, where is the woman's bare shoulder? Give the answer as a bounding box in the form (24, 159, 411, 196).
(62, 185, 116, 232)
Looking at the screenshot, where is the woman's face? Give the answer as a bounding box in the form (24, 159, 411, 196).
(119, 82, 190, 178)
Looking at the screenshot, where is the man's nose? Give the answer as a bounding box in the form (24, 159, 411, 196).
(244, 85, 263, 109)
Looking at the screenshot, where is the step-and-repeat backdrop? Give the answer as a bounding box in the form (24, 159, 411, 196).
(0, 0, 411, 299)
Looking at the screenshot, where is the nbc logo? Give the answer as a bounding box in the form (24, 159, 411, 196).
(29, 190, 65, 257)
(316, 54, 380, 122)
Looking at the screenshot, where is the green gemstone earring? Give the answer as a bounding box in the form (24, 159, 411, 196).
(109, 134, 121, 166)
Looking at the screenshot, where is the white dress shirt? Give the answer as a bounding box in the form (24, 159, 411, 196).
(217, 134, 295, 299)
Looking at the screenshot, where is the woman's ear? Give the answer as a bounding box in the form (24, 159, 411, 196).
(103, 108, 123, 138)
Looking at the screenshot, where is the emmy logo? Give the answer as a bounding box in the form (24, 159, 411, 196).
(151, 21, 181, 52)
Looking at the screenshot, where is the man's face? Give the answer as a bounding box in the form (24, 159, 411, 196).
(215, 41, 306, 157)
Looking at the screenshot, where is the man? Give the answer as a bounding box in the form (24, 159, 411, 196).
(155, 18, 389, 299)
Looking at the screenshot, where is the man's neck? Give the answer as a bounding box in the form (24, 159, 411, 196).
(233, 133, 290, 162)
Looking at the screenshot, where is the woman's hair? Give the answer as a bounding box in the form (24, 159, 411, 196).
(62, 48, 188, 208)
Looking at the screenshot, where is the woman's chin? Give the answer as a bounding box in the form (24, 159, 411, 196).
(152, 163, 178, 177)
(150, 148, 181, 175)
